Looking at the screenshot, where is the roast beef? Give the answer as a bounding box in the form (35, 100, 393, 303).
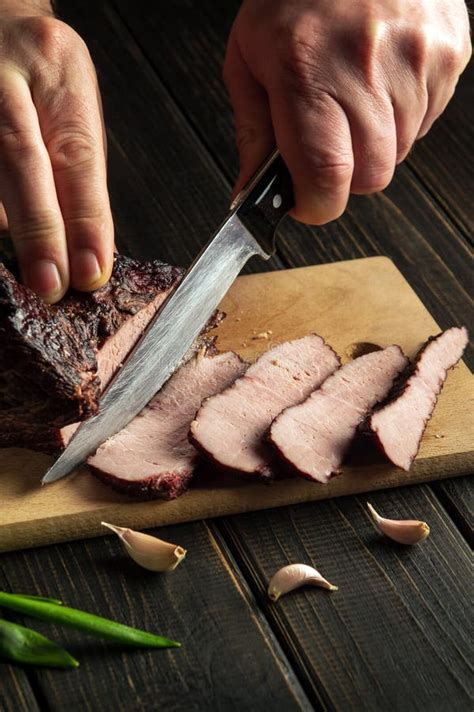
(270, 346, 408, 482)
(88, 350, 247, 499)
(369, 327, 468, 470)
(189, 335, 340, 478)
(0, 255, 183, 451)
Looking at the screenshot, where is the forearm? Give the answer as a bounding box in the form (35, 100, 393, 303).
(0, 0, 53, 17)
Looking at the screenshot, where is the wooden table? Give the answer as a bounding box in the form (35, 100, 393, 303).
(1, 2, 472, 709)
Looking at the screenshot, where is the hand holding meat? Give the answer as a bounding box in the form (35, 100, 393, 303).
(0, 1, 113, 302)
(224, 0, 471, 224)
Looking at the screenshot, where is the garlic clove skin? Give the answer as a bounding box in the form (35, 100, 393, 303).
(268, 563, 338, 602)
(101, 522, 186, 572)
(367, 503, 430, 545)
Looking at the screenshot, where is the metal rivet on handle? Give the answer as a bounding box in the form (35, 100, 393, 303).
(273, 194, 282, 209)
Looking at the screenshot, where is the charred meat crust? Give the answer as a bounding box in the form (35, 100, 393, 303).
(89, 465, 194, 500)
(0, 263, 99, 432)
(58, 253, 183, 349)
(0, 255, 184, 450)
(371, 330, 464, 413)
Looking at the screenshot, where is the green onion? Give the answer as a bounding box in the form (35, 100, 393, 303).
(0, 618, 78, 668)
(0, 592, 180, 649)
(13, 594, 63, 605)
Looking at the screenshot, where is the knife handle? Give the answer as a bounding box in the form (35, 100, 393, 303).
(236, 150, 294, 256)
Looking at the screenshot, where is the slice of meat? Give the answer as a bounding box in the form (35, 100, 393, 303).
(88, 351, 247, 499)
(0, 255, 183, 452)
(369, 327, 468, 470)
(270, 346, 408, 482)
(189, 335, 340, 478)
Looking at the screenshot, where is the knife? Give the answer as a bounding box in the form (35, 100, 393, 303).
(42, 150, 294, 484)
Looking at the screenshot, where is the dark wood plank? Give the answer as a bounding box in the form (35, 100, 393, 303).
(113, 0, 238, 178)
(434, 475, 474, 547)
(218, 485, 474, 711)
(0, 568, 40, 711)
(406, 59, 474, 238)
(0, 522, 310, 711)
(0, 667, 39, 712)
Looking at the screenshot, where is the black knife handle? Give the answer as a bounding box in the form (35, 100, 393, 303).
(236, 151, 294, 256)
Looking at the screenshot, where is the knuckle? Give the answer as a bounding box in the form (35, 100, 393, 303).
(343, 19, 385, 86)
(14, 210, 61, 244)
(401, 29, 428, 75)
(26, 16, 79, 61)
(308, 154, 354, 191)
(0, 127, 38, 164)
(352, 140, 394, 192)
(47, 128, 96, 171)
(353, 124, 395, 191)
(64, 212, 110, 237)
(24, 16, 91, 82)
(438, 43, 465, 76)
(276, 22, 321, 94)
(317, 162, 353, 190)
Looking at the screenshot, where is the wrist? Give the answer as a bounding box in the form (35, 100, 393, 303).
(0, 0, 54, 18)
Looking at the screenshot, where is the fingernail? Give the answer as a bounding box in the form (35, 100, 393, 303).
(28, 260, 62, 299)
(72, 249, 102, 288)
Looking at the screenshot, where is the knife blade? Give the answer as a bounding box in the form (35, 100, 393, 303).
(42, 150, 294, 484)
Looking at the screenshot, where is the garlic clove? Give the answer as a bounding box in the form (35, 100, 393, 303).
(268, 563, 338, 602)
(101, 522, 186, 572)
(367, 503, 430, 545)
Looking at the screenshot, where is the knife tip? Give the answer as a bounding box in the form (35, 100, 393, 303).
(41, 469, 61, 485)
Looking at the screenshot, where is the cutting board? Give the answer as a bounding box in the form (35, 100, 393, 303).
(0, 257, 472, 553)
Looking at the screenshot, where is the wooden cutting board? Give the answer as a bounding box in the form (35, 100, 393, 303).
(0, 256, 472, 553)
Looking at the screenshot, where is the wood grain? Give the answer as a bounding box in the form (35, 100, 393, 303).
(0, 567, 39, 712)
(0, 665, 39, 712)
(0, 259, 472, 553)
(406, 60, 474, 238)
(435, 475, 474, 547)
(218, 485, 474, 710)
(0, 521, 310, 711)
(0, 669, 39, 712)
